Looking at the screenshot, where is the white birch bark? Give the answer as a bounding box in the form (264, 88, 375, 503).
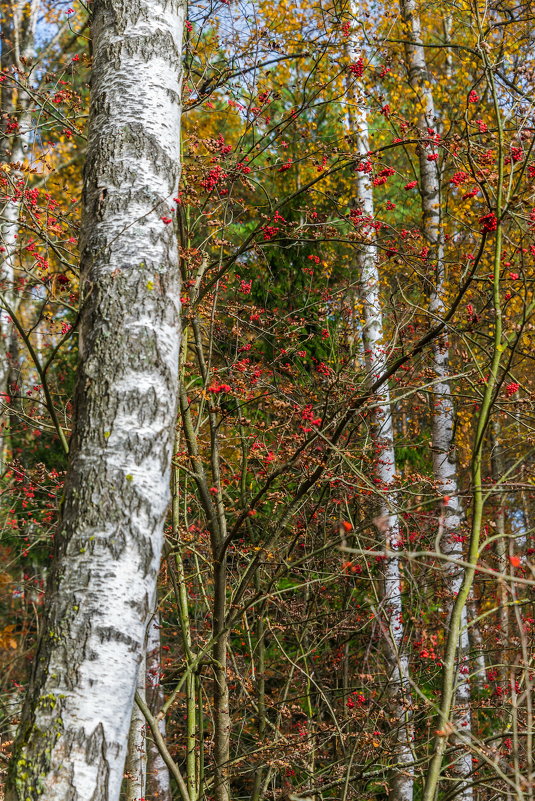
(125, 656, 147, 801)
(348, 17, 414, 798)
(399, 2, 473, 797)
(356, 109, 414, 801)
(0, 0, 40, 466)
(146, 614, 172, 801)
(0, 0, 40, 291)
(6, 0, 185, 799)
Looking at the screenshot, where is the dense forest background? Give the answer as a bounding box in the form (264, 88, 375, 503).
(0, 1, 534, 800)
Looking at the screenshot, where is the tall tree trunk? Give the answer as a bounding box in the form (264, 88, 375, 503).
(399, 1, 474, 797)
(349, 38, 414, 800)
(146, 614, 172, 801)
(5, 0, 185, 798)
(431, 350, 474, 797)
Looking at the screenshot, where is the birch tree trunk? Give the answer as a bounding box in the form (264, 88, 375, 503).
(125, 657, 147, 801)
(399, 2, 473, 797)
(5, 0, 185, 798)
(348, 32, 414, 798)
(0, 0, 40, 468)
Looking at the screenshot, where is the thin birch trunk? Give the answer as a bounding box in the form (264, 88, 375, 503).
(5, 0, 184, 798)
(0, 0, 40, 468)
(348, 31, 414, 797)
(431, 350, 474, 796)
(146, 614, 172, 801)
(399, 1, 474, 796)
(126, 655, 147, 801)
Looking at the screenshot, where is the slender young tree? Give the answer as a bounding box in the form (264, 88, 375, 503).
(5, 0, 185, 798)
(0, 0, 40, 466)
(399, 1, 474, 796)
(348, 13, 414, 799)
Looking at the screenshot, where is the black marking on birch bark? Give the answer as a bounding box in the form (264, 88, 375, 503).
(6, 0, 184, 796)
